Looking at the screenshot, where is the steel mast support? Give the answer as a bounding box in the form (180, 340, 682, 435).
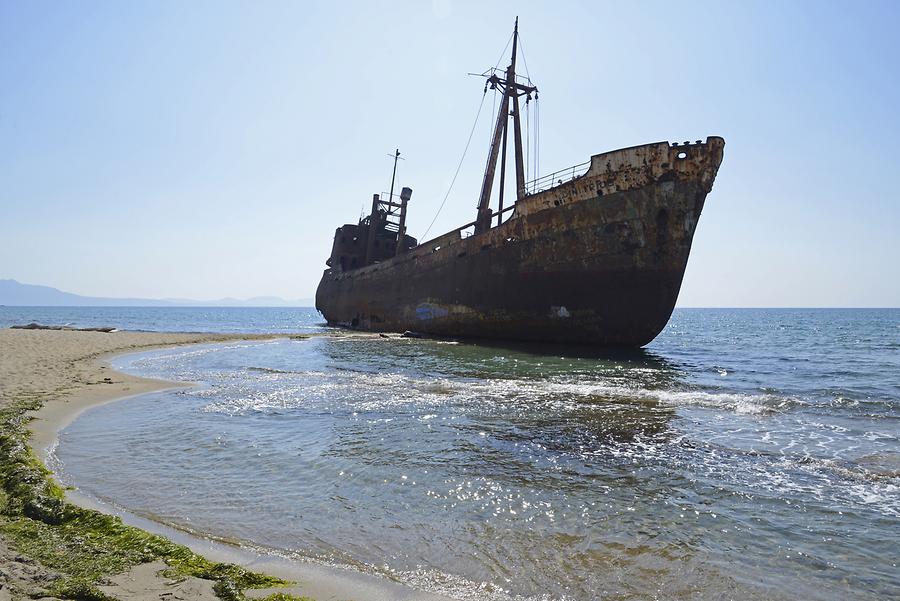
(511, 90, 526, 200)
(476, 77, 510, 234)
(474, 18, 537, 235)
(497, 104, 509, 226)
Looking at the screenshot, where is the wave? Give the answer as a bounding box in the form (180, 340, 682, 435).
(201, 363, 801, 419)
(245, 366, 302, 375)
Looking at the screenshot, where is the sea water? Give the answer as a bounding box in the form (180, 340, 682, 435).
(44, 308, 900, 599)
(0, 306, 324, 333)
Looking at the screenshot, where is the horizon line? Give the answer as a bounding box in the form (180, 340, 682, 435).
(1, 305, 898, 310)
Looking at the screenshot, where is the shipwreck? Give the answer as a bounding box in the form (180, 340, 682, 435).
(315, 20, 724, 346)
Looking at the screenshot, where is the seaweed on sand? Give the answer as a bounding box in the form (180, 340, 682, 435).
(0, 393, 309, 601)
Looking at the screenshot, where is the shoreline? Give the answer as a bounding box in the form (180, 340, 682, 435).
(0, 329, 453, 601)
(29, 359, 188, 468)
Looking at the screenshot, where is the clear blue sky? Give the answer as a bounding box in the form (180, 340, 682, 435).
(1, 0, 898, 306)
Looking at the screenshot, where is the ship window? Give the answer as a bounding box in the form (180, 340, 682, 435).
(677, 152, 687, 159)
(352, 236, 359, 244)
(432, 245, 442, 253)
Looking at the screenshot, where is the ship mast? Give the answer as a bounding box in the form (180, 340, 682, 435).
(475, 18, 537, 235)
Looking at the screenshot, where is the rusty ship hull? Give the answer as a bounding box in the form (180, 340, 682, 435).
(316, 137, 724, 346)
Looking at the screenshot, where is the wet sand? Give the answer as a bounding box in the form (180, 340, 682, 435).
(0, 329, 452, 601)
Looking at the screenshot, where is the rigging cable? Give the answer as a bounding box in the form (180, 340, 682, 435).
(519, 33, 537, 188)
(480, 83, 498, 193)
(421, 89, 489, 240)
(525, 98, 530, 186)
(518, 34, 532, 82)
(483, 30, 514, 174)
(532, 98, 536, 187)
(493, 31, 514, 74)
(535, 96, 540, 186)
(421, 31, 514, 240)
(532, 97, 537, 187)
(488, 86, 498, 154)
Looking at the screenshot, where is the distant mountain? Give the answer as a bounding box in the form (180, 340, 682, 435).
(0, 279, 313, 307)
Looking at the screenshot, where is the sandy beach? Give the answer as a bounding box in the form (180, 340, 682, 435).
(0, 329, 284, 600)
(0, 328, 458, 601)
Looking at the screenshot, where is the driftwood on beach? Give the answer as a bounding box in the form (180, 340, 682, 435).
(10, 322, 118, 333)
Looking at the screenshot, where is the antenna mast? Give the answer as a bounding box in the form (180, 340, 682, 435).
(365, 149, 413, 264)
(387, 148, 401, 208)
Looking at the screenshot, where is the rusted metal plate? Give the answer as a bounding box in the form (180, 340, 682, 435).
(315, 137, 725, 347)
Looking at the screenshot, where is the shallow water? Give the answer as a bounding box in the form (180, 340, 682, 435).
(54, 309, 900, 600)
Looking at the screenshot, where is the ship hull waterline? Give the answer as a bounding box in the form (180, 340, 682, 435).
(316, 138, 724, 347)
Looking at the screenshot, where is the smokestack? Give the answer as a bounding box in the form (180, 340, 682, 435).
(396, 187, 413, 255)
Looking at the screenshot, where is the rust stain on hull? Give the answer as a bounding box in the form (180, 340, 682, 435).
(315, 137, 725, 347)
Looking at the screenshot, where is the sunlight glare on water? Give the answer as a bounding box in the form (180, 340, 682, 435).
(54, 309, 900, 600)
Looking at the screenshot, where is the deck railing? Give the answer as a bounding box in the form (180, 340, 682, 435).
(524, 160, 591, 195)
(405, 160, 592, 256)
